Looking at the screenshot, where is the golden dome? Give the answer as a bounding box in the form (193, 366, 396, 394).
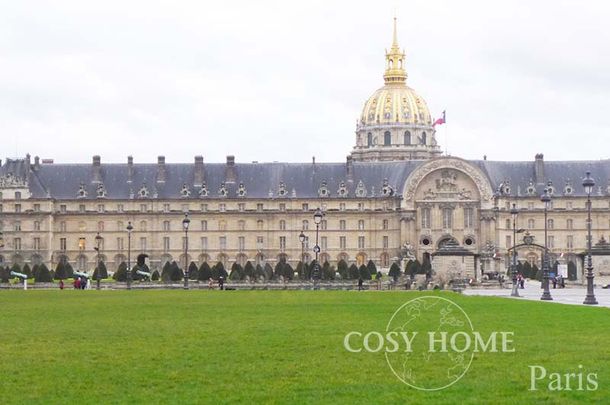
(359, 17, 432, 127)
(360, 85, 432, 127)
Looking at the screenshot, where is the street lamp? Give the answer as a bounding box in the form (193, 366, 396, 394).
(126, 221, 133, 290)
(509, 204, 524, 297)
(94, 232, 103, 290)
(582, 171, 598, 305)
(299, 230, 306, 266)
(182, 213, 191, 290)
(540, 186, 553, 301)
(313, 208, 323, 286)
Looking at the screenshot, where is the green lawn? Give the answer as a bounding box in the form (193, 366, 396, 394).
(0, 290, 608, 404)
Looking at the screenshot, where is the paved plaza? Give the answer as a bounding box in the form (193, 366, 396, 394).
(464, 282, 610, 308)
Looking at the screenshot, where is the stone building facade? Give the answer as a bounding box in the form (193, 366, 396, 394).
(0, 20, 608, 281)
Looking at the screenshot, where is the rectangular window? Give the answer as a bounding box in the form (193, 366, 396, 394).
(238, 236, 245, 251)
(14, 221, 21, 231)
(238, 203, 245, 212)
(218, 221, 227, 231)
(302, 203, 309, 212)
(60, 221, 66, 232)
(15, 204, 21, 213)
(34, 204, 40, 212)
(339, 236, 346, 250)
(547, 219, 554, 229)
(219, 237, 227, 251)
(280, 236, 286, 250)
(320, 220, 327, 230)
(464, 208, 474, 229)
(442, 208, 453, 229)
(60, 238, 67, 251)
(547, 236, 554, 249)
(163, 237, 170, 252)
(257, 220, 264, 230)
(182, 237, 187, 251)
(79, 204, 85, 213)
(117, 237, 124, 251)
(219, 203, 226, 212)
(567, 235, 573, 250)
(527, 202, 534, 210)
(238, 221, 246, 231)
(0, 203, 3, 212)
(566, 202, 573, 210)
(358, 236, 365, 249)
(358, 220, 364, 230)
(163, 203, 170, 213)
(33, 237, 40, 250)
(358, 203, 365, 211)
(528, 219, 535, 229)
(382, 219, 389, 230)
(339, 203, 346, 211)
(279, 203, 286, 212)
(98, 204, 105, 213)
(421, 208, 431, 229)
(34, 221, 41, 231)
(506, 235, 511, 248)
(256, 236, 264, 248)
(140, 237, 147, 251)
(201, 220, 208, 231)
(279, 220, 286, 231)
(14, 238, 21, 251)
(339, 220, 346, 231)
(201, 204, 208, 212)
(383, 236, 389, 249)
(567, 219, 573, 230)
(181, 204, 189, 213)
(78, 238, 86, 250)
(257, 203, 264, 212)
(140, 204, 147, 213)
(117, 204, 124, 213)
(321, 236, 328, 250)
(201, 237, 208, 251)
(60, 204, 67, 213)
(163, 221, 170, 231)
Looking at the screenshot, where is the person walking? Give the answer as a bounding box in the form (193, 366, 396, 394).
(59, 279, 64, 290)
(358, 277, 363, 291)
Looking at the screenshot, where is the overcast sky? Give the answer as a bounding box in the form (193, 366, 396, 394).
(1, 0, 609, 164)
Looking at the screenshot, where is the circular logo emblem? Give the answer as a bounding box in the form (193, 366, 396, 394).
(385, 296, 474, 391)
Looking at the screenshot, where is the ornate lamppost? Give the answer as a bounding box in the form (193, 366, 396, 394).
(182, 213, 191, 290)
(312, 208, 323, 287)
(126, 221, 133, 290)
(94, 232, 103, 290)
(299, 230, 306, 266)
(510, 204, 520, 297)
(582, 171, 598, 305)
(540, 187, 553, 301)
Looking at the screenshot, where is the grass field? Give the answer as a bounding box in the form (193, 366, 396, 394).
(0, 290, 608, 404)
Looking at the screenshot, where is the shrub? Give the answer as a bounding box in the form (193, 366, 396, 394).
(421, 256, 431, 275)
(533, 264, 542, 281)
(263, 263, 273, 280)
(389, 262, 401, 281)
(348, 264, 359, 280)
(359, 264, 371, 280)
(65, 262, 74, 278)
(274, 261, 285, 280)
(188, 262, 199, 280)
(567, 261, 577, 281)
(54, 262, 66, 280)
(170, 261, 183, 282)
(337, 259, 348, 279)
(161, 261, 172, 282)
(113, 262, 128, 282)
(0, 266, 9, 283)
(151, 270, 160, 281)
(198, 262, 212, 281)
(366, 260, 377, 276)
(295, 261, 304, 279)
(35, 264, 53, 283)
(284, 263, 294, 280)
(230, 263, 243, 280)
(244, 261, 255, 280)
(22, 264, 32, 278)
(32, 264, 40, 279)
(254, 264, 265, 280)
(11, 263, 22, 277)
(93, 261, 108, 281)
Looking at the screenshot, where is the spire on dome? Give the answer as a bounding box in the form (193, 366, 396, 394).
(383, 17, 407, 85)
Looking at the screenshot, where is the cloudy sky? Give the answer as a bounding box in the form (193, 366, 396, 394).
(1, 0, 609, 164)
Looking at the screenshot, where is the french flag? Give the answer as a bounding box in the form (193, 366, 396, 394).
(433, 110, 446, 127)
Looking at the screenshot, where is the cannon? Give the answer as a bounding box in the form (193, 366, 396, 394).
(73, 271, 90, 279)
(10, 271, 28, 290)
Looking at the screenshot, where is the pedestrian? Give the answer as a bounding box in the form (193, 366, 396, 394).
(218, 276, 224, 290)
(74, 277, 81, 290)
(59, 279, 64, 290)
(552, 277, 557, 289)
(358, 277, 363, 291)
(208, 277, 214, 290)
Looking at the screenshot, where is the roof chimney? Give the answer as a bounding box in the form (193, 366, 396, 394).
(127, 156, 134, 183)
(194, 155, 205, 187)
(34, 156, 40, 171)
(534, 153, 544, 185)
(92, 155, 102, 183)
(346, 155, 354, 181)
(157, 156, 166, 183)
(225, 155, 236, 183)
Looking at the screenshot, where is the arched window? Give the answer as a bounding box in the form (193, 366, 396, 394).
(404, 131, 411, 145)
(367, 132, 373, 146)
(420, 132, 427, 145)
(384, 131, 391, 146)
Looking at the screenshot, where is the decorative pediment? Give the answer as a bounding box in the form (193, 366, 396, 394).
(96, 183, 107, 198)
(138, 184, 149, 198)
(381, 178, 394, 196)
(218, 182, 227, 197)
(77, 183, 88, 199)
(563, 179, 573, 196)
(278, 182, 287, 197)
(0, 173, 27, 188)
(180, 183, 191, 198)
(237, 182, 247, 197)
(337, 181, 348, 198)
(199, 182, 209, 197)
(526, 179, 536, 196)
(355, 180, 367, 198)
(318, 180, 329, 198)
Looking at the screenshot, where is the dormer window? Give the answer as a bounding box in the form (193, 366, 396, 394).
(355, 180, 367, 198)
(138, 184, 149, 198)
(77, 183, 88, 199)
(381, 179, 394, 197)
(237, 183, 247, 197)
(218, 182, 227, 197)
(337, 181, 348, 197)
(278, 182, 287, 197)
(318, 181, 329, 198)
(199, 182, 209, 197)
(180, 183, 191, 198)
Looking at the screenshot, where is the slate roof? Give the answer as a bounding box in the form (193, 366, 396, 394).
(1, 156, 610, 200)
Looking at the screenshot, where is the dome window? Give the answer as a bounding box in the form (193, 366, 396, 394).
(367, 133, 372, 147)
(404, 131, 411, 145)
(420, 132, 427, 145)
(384, 131, 391, 146)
